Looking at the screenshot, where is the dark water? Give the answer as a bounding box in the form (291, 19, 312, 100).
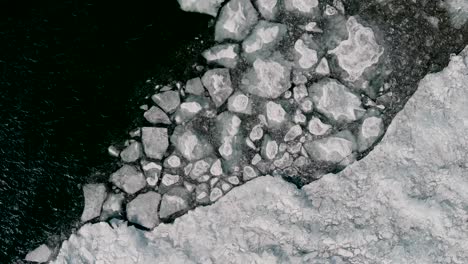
(0, 0, 211, 262)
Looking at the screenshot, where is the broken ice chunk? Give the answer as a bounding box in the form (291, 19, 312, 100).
(203, 44, 239, 69)
(161, 174, 181, 188)
(126, 191, 161, 229)
(221, 181, 232, 192)
(190, 159, 211, 180)
(284, 125, 303, 142)
(249, 124, 264, 141)
(210, 187, 223, 202)
(294, 38, 318, 70)
(242, 20, 287, 62)
(152, 90, 180, 114)
(329, 16, 384, 84)
(265, 101, 287, 127)
(174, 101, 203, 124)
(293, 85, 308, 103)
(210, 159, 223, 176)
(284, 0, 320, 17)
(228, 92, 252, 114)
(255, 0, 279, 20)
(25, 244, 52, 263)
(227, 175, 240, 185)
(120, 141, 143, 163)
(357, 116, 384, 152)
(110, 165, 146, 195)
(241, 55, 292, 99)
(216, 112, 243, 163)
(184, 181, 195, 192)
(100, 193, 124, 220)
(287, 142, 302, 154)
(164, 155, 182, 168)
(141, 160, 162, 187)
(81, 183, 107, 222)
(304, 21, 322, 32)
(315, 57, 330, 76)
(242, 165, 258, 181)
(303, 130, 357, 164)
(261, 135, 278, 160)
(273, 152, 293, 169)
(293, 109, 307, 124)
(308, 117, 332, 136)
(177, 0, 225, 17)
(299, 97, 314, 113)
(251, 153, 262, 165)
(196, 183, 210, 204)
(171, 126, 214, 161)
(144, 106, 171, 125)
(309, 78, 365, 123)
(215, 0, 259, 42)
(159, 187, 191, 219)
(202, 68, 234, 107)
(141, 127, 169, 160)
(108, 145, 120, 158)
(185, 77, 205, 96)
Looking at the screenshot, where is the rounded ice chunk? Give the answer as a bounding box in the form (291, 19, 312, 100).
(241, 55, 292, 99)
(309, 78, 364, 123)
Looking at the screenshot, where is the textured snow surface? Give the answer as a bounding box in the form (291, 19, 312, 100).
(53, 47, 468, 263)
(443, 0, 468, 29)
